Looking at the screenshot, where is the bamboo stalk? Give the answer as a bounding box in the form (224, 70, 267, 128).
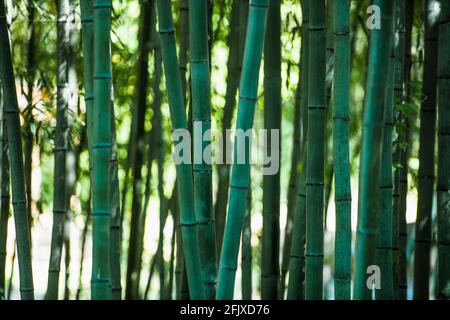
(216, 0, 270, 300)
(436, 0, 450, 300)
(188, 0, 217, 300)
(279, 60, 302, 299)
(91, 0, 113, 300)
(24, 2, 35, 235)
(413, 0, 439, 300)
(375, 25, 396, 300)
(110, 103, 122, 300)
(241, 187, 252, 300)
(391, 0, 407, 299)
(156, 0, 204, 300)
(0, 0, 34, 300)
(332, 0, 351, 300)
(287, 0, 309, 300)
(0, 80, 10, 301)
(46, 0, 71, 300)
(261, 0, 281, 300)
(353, 0, 395, 300)
(304, 0, 326, 300)
(125, 0, 153, 300)
(215, 0, 248, 259)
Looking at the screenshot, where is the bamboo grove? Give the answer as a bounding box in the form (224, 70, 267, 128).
(0, 0, 449, 301)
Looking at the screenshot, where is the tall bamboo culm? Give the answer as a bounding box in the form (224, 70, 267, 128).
(286, 0, 309, 300)
(391, 0, 407, 299)
(0, 79, 10, 300)
(0, 0, 34, 300)
(241, 188, 252, 299)
(413, 0, 439, 300)
(353, 0, 395, 300)
(156, 0, 205, 300)
(215, 0, 248, 256)
(188, 0, 217, 300)
(304, 0, 326, 300)
(216, 0, 270, 300)
(436, 0, 450, 300)
(91, 0, 113, 300)
(46, 0, 71, 300)
(110, 96, 121, 300)
(261, 0, 281, 300)
(375, 24, 396, 300)
(332, 0, 351, 300)
(125, 0, 153, 299)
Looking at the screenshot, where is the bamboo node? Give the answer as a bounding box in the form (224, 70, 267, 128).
(191, 59, 209, 65)
(249, 2, 269, 9)
(230, 184, 248, 190)
(306, 182, 324, 187)
(219, 264, 237, 271)
(11, 199, 27, 205)
(305, 253, 324, 258)
(93, 4, 113, 10)
(239, 95, 257, 103)
(92, 211, 110, 216)
(308, 105, 326, 110)
(159, 28, 175, 36)
(4, 109, 19, 115)
(91, 279, 110, 284)
(356, 227, 377, 236)
(333, 115, 349, 121)
(94, 75, 112, 80)
(180, 220, 197, 227)
(93, 143, 112, 149)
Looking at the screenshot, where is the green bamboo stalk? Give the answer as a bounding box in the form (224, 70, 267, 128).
(391, 0, 407, 299)
(375, 27, 396, 300)
(215, 0, 247, 258)
(175, 1, 189, 299)
(241, 187, 252, 300)
(399, 2, 413, 299)
(413, 0, 439, 300)
(0, 83, 10, 301)
(91, 0, 113, 300)
(79, 0, 94, 300)
(179, 0, 189, 102)
(304, 0, 326, 300)
(216, 0, 270, 300)
(46, 0, 71, 300)
(436, 0, 450, 300)
(125, 0, 153, 300)
(24, 2, 35, 235)
(156, 0, 204, 300)
(261, 0, 281, 300)
(353, 0, 395, 300)
(286, 0, 309, 300)
(188, 0, 217, 300)
(279, 60, 301, 299)
(110, 103, 121, 300)
(80, 0, 94, 158)
(155, 89, 166, 302)
(0, 0, 34, 300)
(332, 0, 351, 300)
